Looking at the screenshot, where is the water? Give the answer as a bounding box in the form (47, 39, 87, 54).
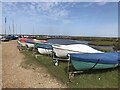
(47, 39, 114, 51)
(47, 39, 90, 45)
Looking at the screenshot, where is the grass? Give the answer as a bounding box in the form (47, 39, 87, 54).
(21, 50, 119, 88)
(89, 41, 116, 46)
(99, 48, 113, 52)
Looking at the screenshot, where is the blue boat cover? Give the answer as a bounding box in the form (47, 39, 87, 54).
(26, 40, 33, 44)
(70, 52, 120, 64)
(6, 35, 17, 39)
(37, 45, 53, 50)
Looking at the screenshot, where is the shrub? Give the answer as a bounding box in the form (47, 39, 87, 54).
(99, 48, 112, 52)
(113, 41, 120, 51)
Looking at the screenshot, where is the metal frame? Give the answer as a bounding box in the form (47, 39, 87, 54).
(67, 55, 100, 81)
(52, 51, 70, 66)
(67, 54, 85, 81)
(17, 43, 27, 51)
(32, 46, 43, 58)
(51, 52, 84, 81)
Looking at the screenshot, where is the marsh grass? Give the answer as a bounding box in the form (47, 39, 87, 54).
(89, 41, 115, 46)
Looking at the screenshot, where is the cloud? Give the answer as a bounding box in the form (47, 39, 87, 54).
(94, 0, 108, 5)
(2, 2, 77, 24)
(97, 2, 107, 6)
(35, 2, 69, 18)
(2, 2, 72, 19)
(82, 2, 93, 7)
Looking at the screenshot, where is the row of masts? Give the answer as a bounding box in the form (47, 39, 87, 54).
(3, 17, 35, 36)
(4, 17, 16, 35)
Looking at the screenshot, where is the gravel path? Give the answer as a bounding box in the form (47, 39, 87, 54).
(2, 40, 66, 88)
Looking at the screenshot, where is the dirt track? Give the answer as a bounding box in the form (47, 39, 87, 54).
(2, 40, 66, 88)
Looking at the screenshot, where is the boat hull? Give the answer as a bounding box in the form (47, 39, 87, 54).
(70, 52, 119, 70)
(20, 42, 26, 47)
(18, 41, 26, 47)
(35, 42, 53, 55)
(71, 60, 118, 70)
(37, 48, 52, 55)
(52, 44, 102, 58)
(26, 43, 34, 48)
(53, 47, 81, 58)
(17, 41, 26, 47)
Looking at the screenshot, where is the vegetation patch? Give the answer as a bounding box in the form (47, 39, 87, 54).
(113, 41, 120, 51)
(88, 41, 115, 46)
(21, 50, 119, 88)
(99, 48, 112, 52)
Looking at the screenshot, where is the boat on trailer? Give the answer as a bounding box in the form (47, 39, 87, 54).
(26, 39, 35, 48)
(52, 44, 103, 58)
(26, 39, 47, 48)
(18, 37, 28, 47)
(69, 52, 120, 71)
(35, 43, 53, 55)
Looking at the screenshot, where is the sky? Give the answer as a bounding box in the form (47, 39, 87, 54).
(1, 2, 118, 37)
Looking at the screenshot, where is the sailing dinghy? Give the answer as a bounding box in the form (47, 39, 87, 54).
(52, 44, 103, 58)
(69, 52, 119, 70)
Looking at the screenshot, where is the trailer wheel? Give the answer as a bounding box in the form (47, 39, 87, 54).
(68, 72, 74, 82)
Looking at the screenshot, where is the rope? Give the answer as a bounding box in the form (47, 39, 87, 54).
(89, 58, 100, 70)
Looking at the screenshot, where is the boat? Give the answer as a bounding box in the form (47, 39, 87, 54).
(18, 37, 28, 46)
(26, 39, 47, 48)
(1, 37, 9, 42)
(35, 43, 53, 55)
(1, 35, 10, 42)
(26, 39, 35, 48)
(6, 35, 18, 40)
(69, 52, 119, 70)
(52, 44, 103, 58)
(17, 40, 26, 47)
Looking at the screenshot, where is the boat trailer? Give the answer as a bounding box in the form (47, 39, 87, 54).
(52, 51, 70, 66)
(52, 53, 84, 81)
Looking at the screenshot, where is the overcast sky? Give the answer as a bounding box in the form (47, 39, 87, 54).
(2, 2, 118, 37)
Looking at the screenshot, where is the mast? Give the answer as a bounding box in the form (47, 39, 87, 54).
(20, 24, 21, 35)
(33, 26, 34, 36)
(16, 23, 17, 35)
(5, 17, 6, 36)
(9, 24, 11, 35)
(12, 20, 14, 35)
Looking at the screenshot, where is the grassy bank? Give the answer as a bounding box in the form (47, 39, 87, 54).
(88, 41, 116, 46)
(21, 51, 119, 88)
(88, 40, 120, 51)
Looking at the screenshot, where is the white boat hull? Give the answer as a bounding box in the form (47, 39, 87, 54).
(53, 47, 80, 58)
(17, 41, 26, 47)
(52, 44, 103, 58)
(26, 43, 34, 48)
(37, 48, 52, 55)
